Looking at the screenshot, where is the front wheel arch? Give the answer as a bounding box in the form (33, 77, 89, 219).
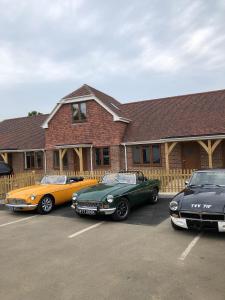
(37, 194, 55, 214)
(42, 194, 55, 205)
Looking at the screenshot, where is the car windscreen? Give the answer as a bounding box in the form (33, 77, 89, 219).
(41, 175, 67, 185)
(102, 173, 136, 185)
(190, 172, 225, 187)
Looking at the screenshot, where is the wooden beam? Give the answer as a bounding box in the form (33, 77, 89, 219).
(61, 148, 67, 159)
(0, 153, 8, 163)
(208, 140, 212, 168)
(197, 139, 223, 169)
(168, 142, 178, 155)
(74, 147, 83, 172)
(165, 143, 169, 171)
(59, 149, 63, 173)
(212, 139, 222, 154)
(197, 140, 209, 154)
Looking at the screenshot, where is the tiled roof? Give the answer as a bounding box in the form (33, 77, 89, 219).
(63, 84, 126, 118)
(122, 89, 225, 142)
(0, 114, 48, 150)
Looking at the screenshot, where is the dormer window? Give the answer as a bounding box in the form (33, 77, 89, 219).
(72, 102, 87, 123)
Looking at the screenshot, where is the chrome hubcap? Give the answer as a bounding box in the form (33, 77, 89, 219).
(117, 201, 128, 217)
(41, 198, 53, 212)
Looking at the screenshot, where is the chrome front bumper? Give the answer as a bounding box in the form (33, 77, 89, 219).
(71, 204, 116, 215)
(5, 204, 38, 210)
(171, 216, 225, 232)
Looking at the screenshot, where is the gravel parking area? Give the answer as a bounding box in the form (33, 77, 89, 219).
(0, 198, 224, 300)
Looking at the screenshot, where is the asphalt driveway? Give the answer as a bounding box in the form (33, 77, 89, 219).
(0, 198, 224, 300)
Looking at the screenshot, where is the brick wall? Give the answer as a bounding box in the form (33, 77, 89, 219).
(200, 143, 224, 169)
(45, 100, 127, 148)
(45, 100, 127, 171)
(12, 153, 24, 173)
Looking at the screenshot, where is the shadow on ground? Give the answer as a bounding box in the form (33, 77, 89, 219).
(48, 197, 172, 227)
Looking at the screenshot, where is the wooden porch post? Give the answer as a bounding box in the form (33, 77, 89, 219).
(165, 142, 178, 171)
(197, 139, 222, 168)
(74, 147, 83, 172)
(208, 140, 212, 168)
(59, 149, 67, 174)
(165, 143, 169, 171)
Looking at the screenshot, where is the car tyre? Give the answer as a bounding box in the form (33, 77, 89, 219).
(37, 196, 54, 214)
(112, 198, 130, 221)
(171, 219, 182, 230)
(149, 188, 159, 204)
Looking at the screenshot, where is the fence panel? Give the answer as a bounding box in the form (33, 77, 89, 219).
(0, 169, 194, 199)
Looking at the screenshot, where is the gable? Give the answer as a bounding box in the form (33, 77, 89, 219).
(42, 84, 130, 129)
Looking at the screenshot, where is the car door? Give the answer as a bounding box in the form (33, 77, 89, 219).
(128, 179, 150, 206)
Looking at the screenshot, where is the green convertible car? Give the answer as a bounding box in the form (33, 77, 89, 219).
(71, 171, 160, 221)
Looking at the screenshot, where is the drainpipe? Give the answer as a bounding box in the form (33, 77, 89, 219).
(90, 145, 93, 174)
(43, 150, 47, 174)
(124, 144, 128, 171)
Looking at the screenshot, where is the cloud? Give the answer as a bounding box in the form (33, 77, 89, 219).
(0, 0, 225, 88)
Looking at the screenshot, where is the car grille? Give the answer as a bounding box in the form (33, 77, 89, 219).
(186, 220, 218, 230)
(180, 211, 224, 221)
(77, 201, 102, 208)
(6, 198, 26, 205)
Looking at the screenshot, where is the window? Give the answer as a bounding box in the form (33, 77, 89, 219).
(152, 145, 161, 164)
(72, 102, 87, 122)
(25, 151, 43, 169)
(53, 151, 68, 169)
(132, 145, 161, 166)
(95, 147, 110, 166)
(133, 146, 141, 164)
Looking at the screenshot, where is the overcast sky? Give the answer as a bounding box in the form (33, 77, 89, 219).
(1, 0, 225, 120)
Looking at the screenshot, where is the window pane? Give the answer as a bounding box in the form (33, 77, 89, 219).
(36, 152, 43, 169)
(103, 148, 110, 165)
(53, 151, 60, 168)
(95, 149, 101, 166)
(133, 146, 141, 164)
(26, 153, 31, 169)
(30, 153, 35, 168)
(72, 104, 79, 121)
(142, 146, 150, 164)
(152, 145, 161, 164)
(80, 103, 87, 120)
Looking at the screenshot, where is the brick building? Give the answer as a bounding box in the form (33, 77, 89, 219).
(1, 84, 225, 173)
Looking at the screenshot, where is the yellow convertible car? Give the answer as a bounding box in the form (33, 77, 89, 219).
(5, 175, 98, 214)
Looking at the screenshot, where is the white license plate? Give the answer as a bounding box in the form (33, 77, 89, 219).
(78, 209, 96, 215)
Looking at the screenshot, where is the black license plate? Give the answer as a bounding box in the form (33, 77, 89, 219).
(77, 209, 96, 215)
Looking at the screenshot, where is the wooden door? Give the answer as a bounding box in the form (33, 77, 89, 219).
(182, 142, 200, 170)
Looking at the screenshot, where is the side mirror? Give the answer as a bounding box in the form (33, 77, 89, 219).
(185, 180, 189, 186)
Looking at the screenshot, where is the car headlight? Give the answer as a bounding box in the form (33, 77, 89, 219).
(30, 194, 36, 201)
(72, 193, 78, 201)
(107, 195, 114, 203)
(170, 201, 178, 211)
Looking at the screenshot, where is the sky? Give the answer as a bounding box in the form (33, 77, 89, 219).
(1, 0, 225, 120)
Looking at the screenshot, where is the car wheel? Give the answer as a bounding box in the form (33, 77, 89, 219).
(112, 198, 130, 221)
(149, 188, 159, 204)
(171, 219, 182, 230)
(37, 196, 54, 214)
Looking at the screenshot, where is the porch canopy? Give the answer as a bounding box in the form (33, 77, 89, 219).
(164, 135, 225, 171)
(55, 144, 93, 173)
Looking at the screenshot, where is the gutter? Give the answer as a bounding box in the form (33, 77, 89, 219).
(121, 134, 225, 146)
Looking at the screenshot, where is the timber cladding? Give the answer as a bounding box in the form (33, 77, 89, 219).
(45, 100, 127, 149)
